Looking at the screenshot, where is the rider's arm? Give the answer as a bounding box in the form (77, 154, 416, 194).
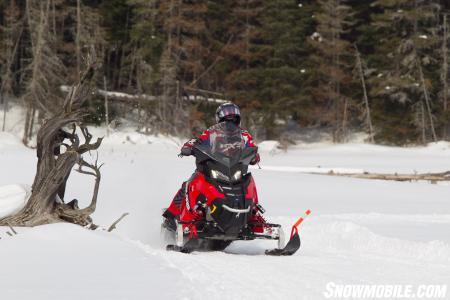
(242, 130, 260, 165)
(179, 129, 211, 156)
(242, 130, 256, 148)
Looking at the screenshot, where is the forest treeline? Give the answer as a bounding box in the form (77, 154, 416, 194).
(1, 0, 450, 145)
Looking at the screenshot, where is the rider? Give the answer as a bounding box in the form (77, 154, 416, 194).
(163, 102, 263, 227)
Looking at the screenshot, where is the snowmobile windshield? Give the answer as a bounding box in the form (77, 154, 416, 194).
(209, 122, 244, 158)
(195, 122, 254, 168)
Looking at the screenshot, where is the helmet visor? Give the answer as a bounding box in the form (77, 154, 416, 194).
(218, 105, 240, 120)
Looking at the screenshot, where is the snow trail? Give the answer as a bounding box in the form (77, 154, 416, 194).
(1, 131, 450, 299)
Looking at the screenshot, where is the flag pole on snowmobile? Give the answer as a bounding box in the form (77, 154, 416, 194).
(266, 209, 312, 256)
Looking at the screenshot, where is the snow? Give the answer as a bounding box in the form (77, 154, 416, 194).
(60, 86, 228, 105)
(311, 32, 322, 42)
(254, 165, 365, 174)
(0, 106, 38, 145)
(1, 129, 450, 299)
(0, 224, 185, 300)
(184, 94, 227, 104)
(0, 184, 29, 219)
(0, 132, 24, 148)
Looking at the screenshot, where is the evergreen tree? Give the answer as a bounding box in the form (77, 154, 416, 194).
(218, 0, 318, 139)
(369, 0, 441, 143)
(310, 0, 355, 142)
(159, 0, 210, 87)
(99, 0, 131, 89)
(221, 0, 265, 135)
(0, 0, 449, 144)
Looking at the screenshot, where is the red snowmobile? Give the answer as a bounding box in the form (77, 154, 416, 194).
(161, 123, 303, 255)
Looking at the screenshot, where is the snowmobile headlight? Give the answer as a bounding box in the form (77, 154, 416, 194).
(233, 170, 242, 181)
(210, 169, 230, 181)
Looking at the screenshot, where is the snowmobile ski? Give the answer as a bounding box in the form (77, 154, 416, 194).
(166, 244, 193, 253)
(166, 237, 204, 253)
(265, 209, 311, 256)
(265, 232, 300, 256)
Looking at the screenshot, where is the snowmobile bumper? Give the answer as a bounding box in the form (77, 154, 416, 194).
(165, 222, 287, 253)
(164, 210, 311, 257)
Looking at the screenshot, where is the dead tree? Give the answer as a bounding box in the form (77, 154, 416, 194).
(417, 58, 438, 142)
(442, 13, 449, 139)
(354, 44, 374, 143)
(1, 0, 23, 132)
(0, 62, 103, 228)
(22, 0, 66, 145)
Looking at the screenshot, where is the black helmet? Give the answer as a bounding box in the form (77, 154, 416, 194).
(215, 102, 241, 125)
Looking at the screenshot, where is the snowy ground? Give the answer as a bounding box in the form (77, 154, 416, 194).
(0, 127, 450, 299)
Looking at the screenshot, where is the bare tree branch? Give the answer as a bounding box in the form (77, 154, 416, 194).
(107, 213, 130, 232)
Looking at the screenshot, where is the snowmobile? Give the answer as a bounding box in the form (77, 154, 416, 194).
(161, 125, 308, 256)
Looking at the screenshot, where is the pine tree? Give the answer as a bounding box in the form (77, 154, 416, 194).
(221, 0, 265, 133)
(212, 0, 319, 139)
(160, 0, 210, 87)
(99, 0, 131, 89)
(310, 0, 355, 142)
(127, 0, 162, 90)
(125, 0, 161, 130)
(440, 13, 450, 139)
(369, 0, 441, 143)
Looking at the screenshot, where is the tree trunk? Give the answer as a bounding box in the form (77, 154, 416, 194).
(1, 94, 8, 132)
(421, 101, 426, 144)
(355, 44, 374, 143)
(442, 14, 449, 140)
(76, 0, 82, 82)
(103, 75, 110, 136)
(417, 58, 437, 142)
(0, 62, 102, 228)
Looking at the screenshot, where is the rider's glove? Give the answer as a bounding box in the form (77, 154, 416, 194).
(187, 223, 198, 238)
(250, 153, 260, 165)
(179, 138, 197, 157)
(186, 209, 203, 238)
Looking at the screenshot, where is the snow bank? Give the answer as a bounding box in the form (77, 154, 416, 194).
(0, 105, 38, 146)
(0, 132, 24, 149)
(253, 165, 365, 174)
(0, 184, 29, 219)
(303, 219, 450, 264)
(0, 224, 186, 300)
(257, 140, 283, 155)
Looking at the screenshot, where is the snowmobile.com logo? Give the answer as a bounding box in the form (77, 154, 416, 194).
(323, 282, 447, 299)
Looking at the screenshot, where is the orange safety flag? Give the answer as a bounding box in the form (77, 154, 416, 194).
(290, 209, 312, 238)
